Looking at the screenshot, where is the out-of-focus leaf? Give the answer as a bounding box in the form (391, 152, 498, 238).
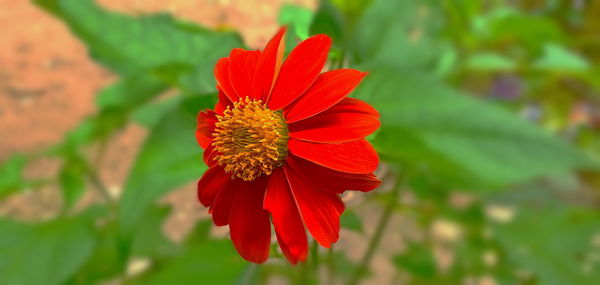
(477, 9, 566, 51)
(183, 219, 212, 246)
(0, 217, 96, 285)
(393, 243, 437, 278)
(310, 0, 345, 43)
(72, 221, 121, 284)
(331, 0, 373, 20)
(533, 43, 590, 72)
(466, 52, 516, 71)
(118, 101, 205, 237)
(352, 0, 447, 71)
(58, 74, 168, 149)
(73, 205, 181, 284)
(0, 154, 28, 198)
(333, 251, 369, 280)
(355, 69, 591, 188)
(59, 153, 87, 210)
(131, 97, 181, 128)
(493, 208, 600, 284)
(33, 0, 241, 77)
(131, 206, 180, 258)
(279, 4, 314, 40)
(341, 210, 364, 233)
(180, 94, 218, 118)
(133, 240, 247, 285)
(95, 74, 167, 111)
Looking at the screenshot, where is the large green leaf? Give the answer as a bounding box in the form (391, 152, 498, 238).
(72, 205, 182, 284)
(58, 152, 87, 210)
(279, 4, 314, 40)
(393, 243, 437, 278)
(138, 240, 247, 285)
(493, 208, 600, 284)
(57, 73, 168, 150)
(118, 100, 206, 236)
(33, 0, 241, 77)
(351, 0, 448, 71)
(0, 217, 96, 285)
(0, 155, 28, 198)
(533, 43, 590, 72)
(355, 69, 591, 188)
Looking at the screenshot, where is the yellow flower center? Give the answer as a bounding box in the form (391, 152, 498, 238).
(212, 97, 289, 181)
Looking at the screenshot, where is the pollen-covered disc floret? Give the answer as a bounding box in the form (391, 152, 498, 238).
(212, 97, 289, 181)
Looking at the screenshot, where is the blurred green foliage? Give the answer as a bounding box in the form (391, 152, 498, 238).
(1, 0, 600, 284)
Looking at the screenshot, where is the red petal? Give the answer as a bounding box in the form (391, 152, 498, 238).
(264, 168, 308, 264)
(211, 177, 237, 226)
(229, 49, 261, 99)
(268, 34, 332, 110)
(284, 166, 344, 248)
(288, 138, 379, 174)
(252, 27, 287, 101)
(214, 87, 232, 115)
(203, 144, 218, 168)
(286, 154, 381, 194)
(284, 70, 367, 123)
(196, 110, 217, 149)
(229, 177, 271, 263)
(289, 97, 380, 143)
(214, 58, 238, 102)
(197, 166, 229, 207)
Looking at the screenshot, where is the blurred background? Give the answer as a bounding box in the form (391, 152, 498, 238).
(1, 0, 599, 284)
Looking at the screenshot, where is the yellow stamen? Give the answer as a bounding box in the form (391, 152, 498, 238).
(212, 97, 288, 181)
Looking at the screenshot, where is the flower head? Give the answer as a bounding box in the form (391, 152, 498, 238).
(196, 27, 381, 264)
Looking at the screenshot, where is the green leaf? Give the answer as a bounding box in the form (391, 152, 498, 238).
(0, 154, 28, 198)
(340, 210, 364, 233)
(57, 73, 169, 150)
(310, 0, 345, 43)
(484, 11, 566, 51)
(33, 0, 242, 77)
(351, 0, 447, 71)
(279, 4, 314, 40)
(493, 208, 600, 284)
(118, 100, 206, 236)
(59, 154, 87, 210)
(0, 217, 96, 285)
(135, 240, 247, 285)
(393, 243, 437, 278)
(95, 73, 168, 111)
(73, 205, 181, 284)
(466, 52, 517, 71)
(533, 43, 590, 72)
(130, 206, 180, 259)
(72, 220, 121, 284)
(330, 0, 373, 20)
(131, 96, 182, 128)
(355, 69, 591, 188)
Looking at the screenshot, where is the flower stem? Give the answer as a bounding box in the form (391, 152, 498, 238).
(327, 246, 335, 285)
(311, 239, 319, 271)
(87, 139, 115, 207)
(348, 181, 402, 285)
(87, 168, 115, 207)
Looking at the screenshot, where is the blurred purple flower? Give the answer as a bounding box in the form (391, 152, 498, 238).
(489, 74, 523, 100)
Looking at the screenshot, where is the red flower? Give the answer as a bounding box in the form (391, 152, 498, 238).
(196, 27, 381, 264)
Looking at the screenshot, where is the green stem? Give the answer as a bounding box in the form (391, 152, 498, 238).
(87, 139, 116, 208)
(87, 168, 116, 208)
(348, 182, 402, 285)
(300, 258, 309, 285)
(311, 239, 319, 271)
(327, 246, 335, 285)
